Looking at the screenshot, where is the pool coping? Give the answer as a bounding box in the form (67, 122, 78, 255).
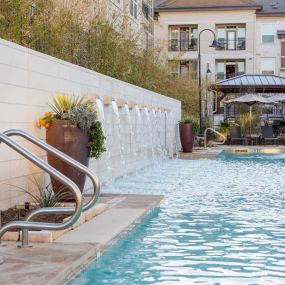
(58, 195, 164, 285)
(0, 194, 164, 285)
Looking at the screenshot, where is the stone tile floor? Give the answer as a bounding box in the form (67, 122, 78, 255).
(0, 194, 163, 285)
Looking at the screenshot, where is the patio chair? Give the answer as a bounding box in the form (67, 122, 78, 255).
(260, 126, 280, 145)
(228, 126, 247, 145)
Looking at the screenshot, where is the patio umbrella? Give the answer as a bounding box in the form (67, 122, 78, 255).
(268, 94, 285, 120)
(224, 94, 274, 135)
(268, 93, 285, 103)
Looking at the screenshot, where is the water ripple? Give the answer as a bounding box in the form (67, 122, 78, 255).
(70, 152, 285, 285)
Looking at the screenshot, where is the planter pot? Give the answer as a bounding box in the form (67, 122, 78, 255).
(46, 120, 90, 200)
(179, 123, 195, 153)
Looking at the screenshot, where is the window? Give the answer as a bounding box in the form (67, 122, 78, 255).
(262, 24, 276, 44)
(168, 60, 197, 79)
(142, 0, 153, 19)
(216, 24, 246, 50)
(261, 58, 275, 74)
(281, 42, 285, 69)
(130, 0, 138, 19)
(216, 59, 246, 80)
(168, 26, 198, 51)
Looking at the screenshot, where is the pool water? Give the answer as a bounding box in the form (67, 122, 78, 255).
(70, 152, 285, 285)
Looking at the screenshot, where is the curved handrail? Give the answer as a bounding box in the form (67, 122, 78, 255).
(0, 133, 82, 241)
(204, 128, 226, 148)
(4, 129, 100, 213)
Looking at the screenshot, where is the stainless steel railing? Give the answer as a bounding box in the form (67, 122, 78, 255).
(4, 129, 100, 212)
(3, 129, 100, 246)
(204, 128, 226, 148)
(0, 132, 83, 246)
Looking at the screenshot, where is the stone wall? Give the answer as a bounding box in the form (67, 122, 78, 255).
(0, 39, 181, 210)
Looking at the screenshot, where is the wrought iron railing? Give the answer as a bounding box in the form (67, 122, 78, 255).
(168, 39, 198, 52)
(216, 39, 246, 51)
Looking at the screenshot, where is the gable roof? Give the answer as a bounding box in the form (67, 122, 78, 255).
(211, 74, 285, 94)
(155, 0, 262, 11)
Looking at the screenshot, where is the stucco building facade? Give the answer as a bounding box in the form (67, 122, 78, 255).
(154, 0, 285, 81)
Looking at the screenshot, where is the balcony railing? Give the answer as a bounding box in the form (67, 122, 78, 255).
(216, 39, 246, 51)
(168, 39, 198, 52)
(216, 72, 245, 81)
(169, 72, 198, 80)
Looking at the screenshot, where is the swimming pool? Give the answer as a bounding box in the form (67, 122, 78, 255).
(70, 151, 285, 285)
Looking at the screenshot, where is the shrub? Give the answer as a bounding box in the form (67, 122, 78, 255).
(0, 0, 199, 117)
(36, 93, 106, 159)
(180, 116, 200, 134)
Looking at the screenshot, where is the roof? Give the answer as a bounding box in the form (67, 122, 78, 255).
(211, 74, 285, 94)
(155, 0, 285, 15)
(155, 0, 262, 11)
(254, 0, 285, 16)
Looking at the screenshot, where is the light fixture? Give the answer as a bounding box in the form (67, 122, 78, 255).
(206, 63, 211, 74)
(209, 39, 220, 48)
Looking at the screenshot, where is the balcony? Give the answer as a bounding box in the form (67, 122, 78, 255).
(168, 39, 198, 52)
(216, 39, 246, 51)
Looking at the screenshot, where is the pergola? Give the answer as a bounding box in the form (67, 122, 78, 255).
(211, 74, 285, 98)
(210, 74, 285, 116)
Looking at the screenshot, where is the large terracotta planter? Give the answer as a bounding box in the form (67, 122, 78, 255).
(179, 123, 195, 153)
(46, 120, 90, 200)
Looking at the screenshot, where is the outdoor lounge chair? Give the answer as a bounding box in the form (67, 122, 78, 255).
(228, 126, 247, 145)
(260, 126, 280, 145)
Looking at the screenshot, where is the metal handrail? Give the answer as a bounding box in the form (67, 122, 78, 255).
(4, 129, 100, 212)
(3, 129, 100, 246)
(0, 133, 83, 245)
(204, 128, 226, 148)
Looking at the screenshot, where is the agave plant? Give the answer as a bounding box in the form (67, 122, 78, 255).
(49, 93, 94, 119)
(10, 177, 68, 208)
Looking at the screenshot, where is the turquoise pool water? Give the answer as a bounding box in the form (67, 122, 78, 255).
(70, 152, 285, 285)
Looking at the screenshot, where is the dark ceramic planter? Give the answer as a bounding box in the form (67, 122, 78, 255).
(46, 120, 90, 200)
(179, 123, 195, 153)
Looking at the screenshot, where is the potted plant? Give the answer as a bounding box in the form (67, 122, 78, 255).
(179, 116, 199, 153)
(36, 93, 106, 200)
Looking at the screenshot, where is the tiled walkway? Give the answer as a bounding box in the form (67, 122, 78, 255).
(0, 194, 163, 285)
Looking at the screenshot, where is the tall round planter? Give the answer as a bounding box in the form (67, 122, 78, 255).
(179, 123, 195, 153)
(46, 120, 90, 200)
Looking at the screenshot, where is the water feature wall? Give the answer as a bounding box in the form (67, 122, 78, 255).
(85, 98, 177, 190)
(0, 39, 181, 210)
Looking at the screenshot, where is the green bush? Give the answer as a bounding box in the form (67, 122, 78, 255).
(180, 116, 200, 134)
(218, 122, 230, 137)
(0, 0, 199, 117)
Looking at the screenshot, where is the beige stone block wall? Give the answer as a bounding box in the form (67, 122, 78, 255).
(0, 38, 181, 210)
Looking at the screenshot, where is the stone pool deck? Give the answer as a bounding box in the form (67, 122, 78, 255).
(0, 194, 163, 285)
(179, 148, 223, 159)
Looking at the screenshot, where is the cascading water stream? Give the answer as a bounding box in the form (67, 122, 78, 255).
(111, 101, 126, 176)
(134, 105, 144, 169)
(95, 98, 114, 184)
(124, 104, 136, 171)
(144, 107, 155, 163)
(96, 99, 177, 184)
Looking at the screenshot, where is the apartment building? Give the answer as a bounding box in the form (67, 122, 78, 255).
(53, 0, 155, 49)
(154, 0, 285, 81)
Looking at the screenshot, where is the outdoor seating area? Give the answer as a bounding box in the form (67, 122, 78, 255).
(228, 125, 280, 146)
(212, 75, 285, 146)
